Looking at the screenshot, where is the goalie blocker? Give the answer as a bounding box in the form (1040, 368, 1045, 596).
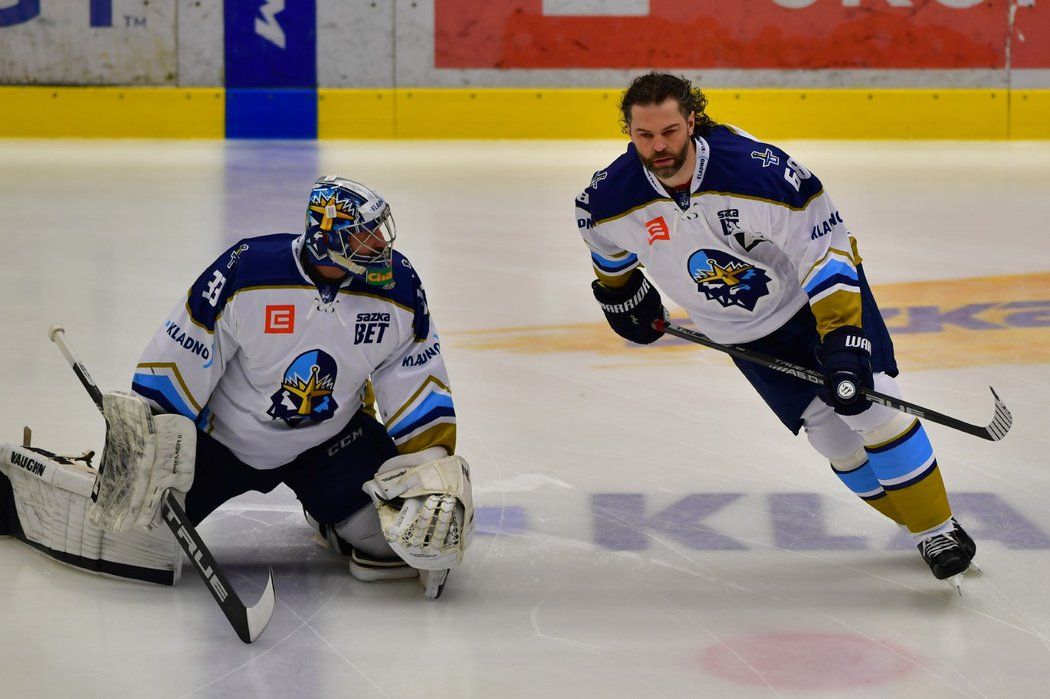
(0, 392, 196, 585)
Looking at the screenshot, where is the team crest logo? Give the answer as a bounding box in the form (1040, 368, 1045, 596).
(590, 170, 608, 189)
(267, 349, 339, 427)
(686, 249, 771, 311)
(307, 188, 357, 232)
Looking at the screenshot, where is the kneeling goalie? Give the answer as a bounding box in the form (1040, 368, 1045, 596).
(1, 176, 473, 599)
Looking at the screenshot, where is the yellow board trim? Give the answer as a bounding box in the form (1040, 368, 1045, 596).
(3, 87, 1048, 139)
(0, 87, 224, 138)
(318, 87, 1043, 140)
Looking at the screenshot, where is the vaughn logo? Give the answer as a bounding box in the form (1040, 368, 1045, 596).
(11, 450, 46, 477)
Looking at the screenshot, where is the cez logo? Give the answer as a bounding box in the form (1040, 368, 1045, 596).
(1, 1, 114, 27)
(255, 0, 286, 48)
(645, 216, 670, 245)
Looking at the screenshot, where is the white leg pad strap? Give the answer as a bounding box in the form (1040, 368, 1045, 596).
(2, 443, 181, 585)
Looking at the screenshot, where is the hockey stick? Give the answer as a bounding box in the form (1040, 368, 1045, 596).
(652, 319, 1012, 442)
(47, 324, 276, 643)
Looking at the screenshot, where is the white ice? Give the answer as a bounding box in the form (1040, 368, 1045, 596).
(1, 139, 1050, 697)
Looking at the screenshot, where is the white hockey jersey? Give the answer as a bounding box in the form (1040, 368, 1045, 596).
(132, 234, 455, 470)
(576, 125, 863, 345)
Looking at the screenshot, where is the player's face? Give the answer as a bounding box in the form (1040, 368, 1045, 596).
(628, 99, 695, 181)
(348, 227, 388, 258)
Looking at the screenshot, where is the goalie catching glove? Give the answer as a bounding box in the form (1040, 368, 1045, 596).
(89, 391, 196, 532)
(362, 447, 474, 571)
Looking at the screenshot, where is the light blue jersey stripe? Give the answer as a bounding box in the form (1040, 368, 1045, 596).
(132, 373, 196, 420)
(804, 258, 857, 294)
(388, 392, 454, 436)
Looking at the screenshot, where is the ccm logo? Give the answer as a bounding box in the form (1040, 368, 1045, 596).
(265, 305, 295, 334)
(645, 216, 670, 245)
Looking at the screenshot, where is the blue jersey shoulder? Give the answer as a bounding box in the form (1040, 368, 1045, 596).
(186, 234, 302, 330)
(700, 125, 824, 209)
(581, 144, 665, 224)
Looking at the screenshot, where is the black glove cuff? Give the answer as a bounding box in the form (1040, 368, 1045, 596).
(822, 325, 871, 357)
(591, 269, 649, 311)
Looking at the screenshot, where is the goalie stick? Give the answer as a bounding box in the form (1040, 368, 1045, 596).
(652, 319, 1012, 442)
(48, 324, 276, 643)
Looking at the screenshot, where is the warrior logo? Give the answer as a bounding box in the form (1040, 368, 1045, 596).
(267, 349, 339, 427)
(590, 170, 608, 189)
(686, 249, 772, 311)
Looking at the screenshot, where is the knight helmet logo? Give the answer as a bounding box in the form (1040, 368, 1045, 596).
(267, 349, 339, 427)
(686, 249, 772, 312)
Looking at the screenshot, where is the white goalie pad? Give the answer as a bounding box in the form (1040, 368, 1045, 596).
(363, 449, 474, 571)
(90, 391, 196, 532)
(1, 443, 181, 585)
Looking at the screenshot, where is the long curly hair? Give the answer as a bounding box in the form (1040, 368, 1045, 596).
(619, 72, 719, 137)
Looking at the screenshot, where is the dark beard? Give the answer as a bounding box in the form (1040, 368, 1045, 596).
(641, 141, 690, 181)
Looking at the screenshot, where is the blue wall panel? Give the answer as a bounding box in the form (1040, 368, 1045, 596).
(224, 0, 317, 139)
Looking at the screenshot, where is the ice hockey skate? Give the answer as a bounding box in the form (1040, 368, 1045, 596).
(918, 519, 977, 595)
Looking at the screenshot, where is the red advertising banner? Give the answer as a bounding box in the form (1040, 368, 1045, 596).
(435, 1, 1049, 70)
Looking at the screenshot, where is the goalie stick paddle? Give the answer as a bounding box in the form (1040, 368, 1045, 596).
(47, 324, 277, 643)
(652, 319, 1012, 442)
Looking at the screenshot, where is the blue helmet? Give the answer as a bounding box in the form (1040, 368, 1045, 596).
(304, 176, 396, 287)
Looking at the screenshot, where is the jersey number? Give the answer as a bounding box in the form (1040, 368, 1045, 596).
(783, 158, 812, 192)
(202, 270, 226, 307)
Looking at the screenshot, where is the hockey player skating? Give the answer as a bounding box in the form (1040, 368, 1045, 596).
(2, 176, 473, 602)
(576, 73, 976, 589)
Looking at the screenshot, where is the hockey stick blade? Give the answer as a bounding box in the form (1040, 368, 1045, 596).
(49, 324, 277, 642)
(654, 319, 1012, 442)
(162, 493, 276, 644)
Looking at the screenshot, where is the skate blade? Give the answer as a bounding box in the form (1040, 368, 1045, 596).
(946, 560, 979, 596)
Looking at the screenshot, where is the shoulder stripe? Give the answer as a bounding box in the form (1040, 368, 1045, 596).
(694, 187, 825, 212)
(594, 196, 673, 226)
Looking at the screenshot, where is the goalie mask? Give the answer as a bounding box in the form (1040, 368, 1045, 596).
(304, 176, 397, 288)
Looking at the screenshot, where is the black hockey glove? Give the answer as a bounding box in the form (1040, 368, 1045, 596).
(818, 325, 874, 415)
(591, 269, 666, 345)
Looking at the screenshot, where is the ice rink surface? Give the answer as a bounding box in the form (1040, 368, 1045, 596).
(1, 138, 1049, 697)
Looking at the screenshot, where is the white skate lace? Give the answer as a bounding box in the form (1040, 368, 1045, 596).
(920, 534, 958, 558)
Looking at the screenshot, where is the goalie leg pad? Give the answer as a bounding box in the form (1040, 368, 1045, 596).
(1, 443, 181, 584)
